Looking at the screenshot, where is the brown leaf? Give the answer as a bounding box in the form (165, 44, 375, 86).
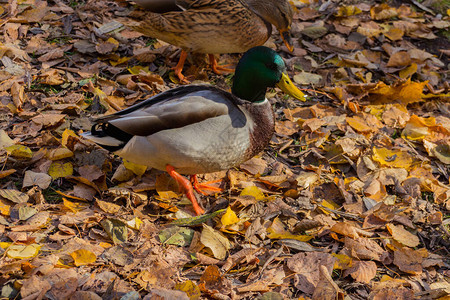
(199, 265, 231, 295)
(370, 282, 414, 300)
(386, 223, 420, 248)
(386, 51, 411, 67)
(79, 165, 105, 182)
(143, 288, 189, 300)
(393, 247, 424, 275)
(38, 47, 65, 62)
(23, 171, 52, 189)
(239, 157, 268, 175)
(17, 2, 49, 23)
(330, 222, 360, 239)
(287, 252, 336, 294)
(344, 237, 389, 262)
(275, 120, 300, 135)
(312, 265, 344, 300)
(31, 113, 66, 127)
(343, 260, 377, 283)
(11, 81, 26, 111)
(71, 291, 102, 300)
(20, 275, 51, 298)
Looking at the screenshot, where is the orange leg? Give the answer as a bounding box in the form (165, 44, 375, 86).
(208, 54, 234, 74)
(172, 50, 190, 84)
(190, 175, 223, 195)
(166, 165, 204, 215)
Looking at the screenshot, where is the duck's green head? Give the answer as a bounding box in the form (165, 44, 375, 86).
(232, 46, 305, 103)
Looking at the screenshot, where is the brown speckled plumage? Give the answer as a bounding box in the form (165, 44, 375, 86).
(124, 0, 292, 54)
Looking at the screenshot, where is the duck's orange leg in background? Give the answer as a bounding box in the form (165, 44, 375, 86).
(172, 50, 190, 83)
(208, 54, 234, 74)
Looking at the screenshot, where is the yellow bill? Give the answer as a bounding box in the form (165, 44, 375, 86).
(276, 73, 306, 101)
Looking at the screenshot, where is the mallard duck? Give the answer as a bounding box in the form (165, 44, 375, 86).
(83, 46, 305, 215)
(125, 0, 294, 82)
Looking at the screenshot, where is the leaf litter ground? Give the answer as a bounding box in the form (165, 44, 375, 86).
(0, 0, 449, 299)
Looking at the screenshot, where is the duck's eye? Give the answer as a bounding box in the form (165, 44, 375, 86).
(266, 63, 278, 71)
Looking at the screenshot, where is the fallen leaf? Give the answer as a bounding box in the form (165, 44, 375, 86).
(159, 226, 194, 247)
(386, 223, 420, 248)
(6, 244, 41, 259)
(5, 145, 33, 159)
(200, 224, 232, 260)
(23, 171, 52, 189)
(240, 186, 265, 201)
(330, 222, 360, 239)
(174, 280, 201, 300)
(48, 161, 74, 179)
(343, 260, 377, 283)
(372, 147, 413, 169)
(123, 159, 147, 176)
(393, 247, 424, 275)
(47, 148, 74, 160)
(221, 207, 239, 227)
(100, 218, 128, 244)
(312, 265, 344, 300)
(70, 249, 97, 266)
(287, 252, 336, 294)
(0, 189, 29, 204)
(96, 199, 121, 214)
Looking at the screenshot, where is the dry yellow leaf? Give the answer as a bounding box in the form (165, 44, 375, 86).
(63, 198, 89, 213)
(47, 148, 74, 160)
(123, 160, 147, 176)
(332, 253, 353, 270)
(386, 51, 411, 67)
(401, 115, 449, 142)
(174, 280, 201, 300)
(126, 217, 143, 230)
(70, 249, 97, 266)
(267, 217, 312, 242)
(221, 207, 239, 227)
(155, 174, 180, 200)
(0, 198, 11, 216)
(61, 128, 79, 148)
(343, 260, 377, 283)
(39, 69, 64, 85)
(372, 147, 413, 169)
(371, 3, 398, 20)
(240, 185, 265, 201)
(0, 129, 14, 150)
(7, 244, 41, 259)
(399, 63, 417, 79)
(5, 145, 33, 159)
(346, 113, 382, 133)
(23, 170, 52, 189)
(330, 222, 360, 239)
(48, 161, 73, 179)
(336, 5, 361, 16)
(200, 224, 232, 260)
(367, 80, 426, 104)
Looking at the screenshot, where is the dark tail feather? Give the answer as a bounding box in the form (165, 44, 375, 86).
(84, 123, 134, 152)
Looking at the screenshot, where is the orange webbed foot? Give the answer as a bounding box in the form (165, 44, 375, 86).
(190, 175, 223, 196)
(166, 165, 204, 215)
